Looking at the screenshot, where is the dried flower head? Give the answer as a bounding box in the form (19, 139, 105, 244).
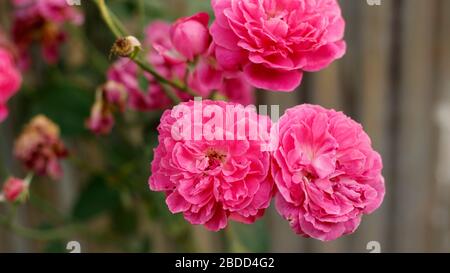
(110, 36, 142, 59)
(14, 115, 68, 180)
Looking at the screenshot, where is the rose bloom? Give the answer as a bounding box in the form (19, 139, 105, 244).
(2, 177, 27, 202)
(149, 100, 274, 231)
(210, 0, 346, 92)
(0, 47, 22, 122)
(14, 115, 68, 180)
(11, 0, 84, 67)
(272, 104, 385, 241)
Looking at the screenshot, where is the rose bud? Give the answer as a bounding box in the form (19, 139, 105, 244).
(110, 36, 142, 59)
(103, 81, 128, 112)
(170, 12, 211, 61)
(86, 99, 114, 136)
(86, 81, 128, 135)
(2, 177, 28, 203)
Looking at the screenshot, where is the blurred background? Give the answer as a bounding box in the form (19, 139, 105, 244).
(0, 0, 449, 252)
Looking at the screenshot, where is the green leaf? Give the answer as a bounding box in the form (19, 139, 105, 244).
(44, 240, 67, 253)
(111, 204, 138, 235)
(72, 175, 121, 221)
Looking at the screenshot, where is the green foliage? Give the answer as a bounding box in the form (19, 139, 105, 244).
(29, 81, 91, 137)
(229, 219, 270, 252)
(44, 240, 67, 253)
(72, 175, 121, 221)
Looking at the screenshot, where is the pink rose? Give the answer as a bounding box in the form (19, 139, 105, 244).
(2, 177, 27, 202)
(210, 0, 346, 92)
(171, 13, 211, 61)
(12, 0, 84, 66)
(0, 48, 22, 123)
(272, 104, 385, 241)
(149, 100, 274, 231)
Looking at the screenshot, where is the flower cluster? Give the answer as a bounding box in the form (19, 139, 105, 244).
(14, 115, 68, 180)
(88, 0, 346, 135)
(149, 101, 385, 240)
(11, 0, 84, 68)
(88, 16, 255, 135)
(1, 0, 385, 243)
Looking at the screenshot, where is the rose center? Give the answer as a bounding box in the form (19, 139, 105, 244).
(267, 10, 287, 20)
(205, 149, 226, 170)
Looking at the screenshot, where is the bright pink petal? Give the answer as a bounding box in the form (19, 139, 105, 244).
(243, 63, 303, 92)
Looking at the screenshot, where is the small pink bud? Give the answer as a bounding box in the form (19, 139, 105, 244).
(2, 177, 27, 203)
(170, 12, 210, 61)
(103, 81, 128, 112)
(86, 100, 114, 136)
(86, 81, 128, 136)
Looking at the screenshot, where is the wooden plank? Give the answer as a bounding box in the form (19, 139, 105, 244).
(429, 0, 450, 252)
(349, 0, 393, 253)
(393, 0, 437, 252)
(191, 225, 223, 252)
